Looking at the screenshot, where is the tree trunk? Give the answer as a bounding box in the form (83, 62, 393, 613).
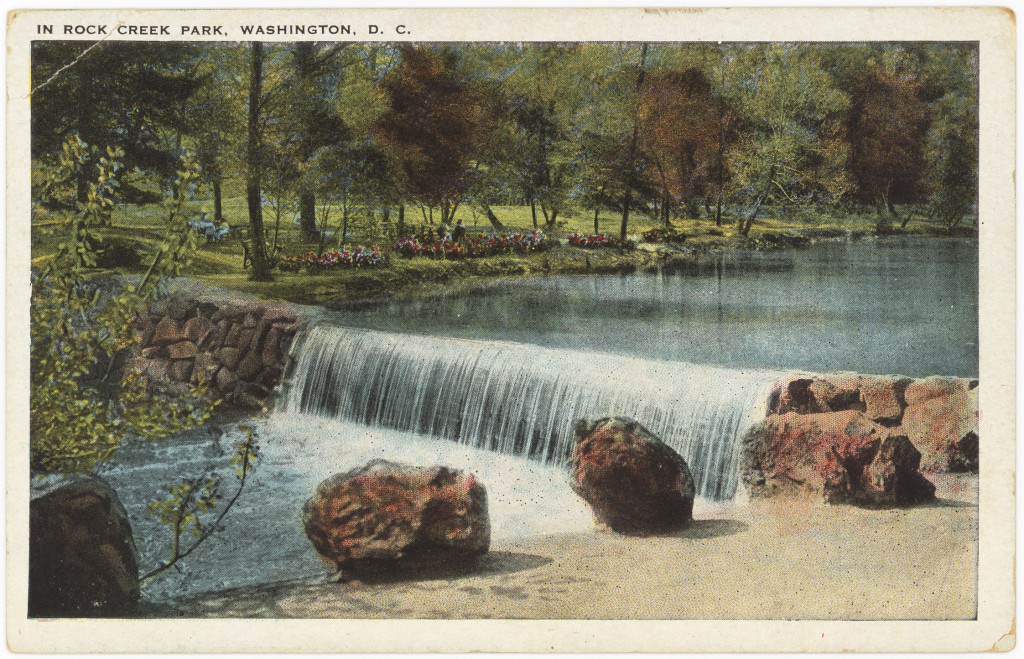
(245, 41, 273, 282)
(740, 165, 775, 237)
(715, 189, 723, 226)
(620, 43, 648, 243)
(481, 204, 505, 229)
(299, 190, 317, 239)
(531, 201, 538, 229)
(212, 176, 223, 224)
(620, 191, 631, 243)
(548, 209, 559, 229)
(741, 192, 767, 237)
(887, 197, 898, 220)
(397, 204, 406, 236)
(340, 205, 349, 249)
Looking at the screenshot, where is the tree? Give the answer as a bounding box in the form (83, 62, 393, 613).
(617, 43, 649, 241)
(917, 45, 979, 227)
(245, 42, 273, 281)
(32, 42, 206, 204)
(376, 45, 489, 225)
(180, 46, 247, 225)
(637, 68, 721, 224)
(31, 137, 211, 474)
(727, 45, 850, 236)
(845, 65, 930, 217)
(286, 43, 352, 239)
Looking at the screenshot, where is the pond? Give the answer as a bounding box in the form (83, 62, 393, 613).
(331, 236, 979, 378)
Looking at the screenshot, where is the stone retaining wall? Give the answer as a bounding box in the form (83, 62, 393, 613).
(128, 297, 305, 410)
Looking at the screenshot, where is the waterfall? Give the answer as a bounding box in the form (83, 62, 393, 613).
(279, 325, 782, 501)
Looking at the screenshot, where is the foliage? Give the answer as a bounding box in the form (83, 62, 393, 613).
(30, 42, 979, 259)
(726, 45, 852, 235)
(376, 45, 491, 224)
(846, 65, 930, 209)
(641, 228, 688, 244)
(141, 426, 260, 586)
(637, 69, 722, 221)
(31, 136, 214, 475)
(32, 42, 207, 199)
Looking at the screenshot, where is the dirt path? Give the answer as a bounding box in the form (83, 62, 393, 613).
(155, 475, 977, 620)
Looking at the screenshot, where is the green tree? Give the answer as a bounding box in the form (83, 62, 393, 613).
(726, 45, 850, 236)
(918, 45, 979, 227)
(32, 42, 206, 204)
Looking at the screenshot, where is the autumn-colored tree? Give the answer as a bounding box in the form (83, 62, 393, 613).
(376, 45, 489, 225)
(638, 68, 721, 224)
(847, 66, 930, 216)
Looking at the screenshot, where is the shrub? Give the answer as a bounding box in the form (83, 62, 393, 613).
(32, 137, 213, 475)
(641, 228, 688, 244)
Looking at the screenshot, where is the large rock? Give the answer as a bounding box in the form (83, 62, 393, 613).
(29, 478, 140, 617)
(860, 377, 912, 423)
(742, 411, 935, 506)
(149, 316, 183, 346)
(302, 460, 490, 577)
(808, 375, 864, 412)
(901, 380, 978, 472)
(570, 417, 695, 535)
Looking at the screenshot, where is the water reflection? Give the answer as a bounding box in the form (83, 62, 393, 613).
(335, 237, 978, 377)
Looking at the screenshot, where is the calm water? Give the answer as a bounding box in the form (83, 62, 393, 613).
(332, 237, 978, 378)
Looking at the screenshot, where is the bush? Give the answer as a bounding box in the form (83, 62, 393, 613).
(641, 228, 688, 244)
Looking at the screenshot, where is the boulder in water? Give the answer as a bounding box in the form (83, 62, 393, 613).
(570, 417, 695, 536)
(742, 411, 935, 506)
(302, 460, 490, 578)
(29, 478, 140, 617)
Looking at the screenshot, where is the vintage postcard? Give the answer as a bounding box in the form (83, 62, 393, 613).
(6, 7, 1015, 653)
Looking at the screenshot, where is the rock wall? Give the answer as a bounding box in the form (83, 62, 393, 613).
(128, 296, 304, 410)
(766, 373, 979, 473)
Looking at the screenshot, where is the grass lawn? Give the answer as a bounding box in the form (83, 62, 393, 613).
(31, 196, 973, 305)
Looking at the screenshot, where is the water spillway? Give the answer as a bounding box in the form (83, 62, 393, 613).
(279, 325, 782, 501)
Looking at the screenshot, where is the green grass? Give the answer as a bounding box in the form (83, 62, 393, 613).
(32, 197, 973, 305)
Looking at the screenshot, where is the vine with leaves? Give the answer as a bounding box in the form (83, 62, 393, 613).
(31, 135, 259, 587)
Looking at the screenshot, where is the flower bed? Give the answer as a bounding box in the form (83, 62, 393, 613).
(566, 232, 625, 249)
(278, 247, 383, 273)
(394, 230, 550, 259)
(641, 228, 688, 244)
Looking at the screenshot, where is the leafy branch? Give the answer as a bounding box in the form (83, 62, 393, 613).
(140, 425, 260, 586)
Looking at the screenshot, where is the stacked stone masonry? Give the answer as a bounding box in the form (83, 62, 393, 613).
(128, 297, 303, 410)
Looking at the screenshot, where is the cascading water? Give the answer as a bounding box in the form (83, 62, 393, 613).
(280, 325, 782, 501)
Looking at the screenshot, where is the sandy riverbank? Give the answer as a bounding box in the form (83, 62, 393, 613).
(152, 474, 977, 620)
